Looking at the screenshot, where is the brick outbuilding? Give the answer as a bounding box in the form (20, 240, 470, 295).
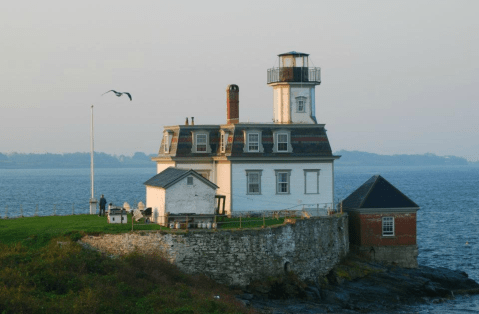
(341, 175, 420, 268)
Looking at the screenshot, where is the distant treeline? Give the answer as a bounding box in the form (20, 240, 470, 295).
(334, 150, 470, 166)
(0, 152, 156, 169)
(0, 150, 474, 169)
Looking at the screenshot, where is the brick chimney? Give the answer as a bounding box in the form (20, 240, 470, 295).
(226, 84, 239, 124)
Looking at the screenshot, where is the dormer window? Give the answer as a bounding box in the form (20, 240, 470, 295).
(277, 133, 288, 152)
(243, 129, 264, 153)
(272, 130, 293, 153)
(163, 136, 169, 153)
(163, 130, 173, 154)
(191, 131, 211, 153)
(248, 133, 259, 152)
(196, 134, 207, 152)
(220, 130, 229, 153)
(296, 96, 306, 113)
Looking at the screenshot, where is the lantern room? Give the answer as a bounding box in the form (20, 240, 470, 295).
(279, 51, 309, 68)
(268, 51, 321, 84)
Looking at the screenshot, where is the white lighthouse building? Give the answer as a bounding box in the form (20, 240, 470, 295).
(146, 52, 338, 216)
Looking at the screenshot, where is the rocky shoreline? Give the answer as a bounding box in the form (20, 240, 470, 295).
(237, 257, 479, 313)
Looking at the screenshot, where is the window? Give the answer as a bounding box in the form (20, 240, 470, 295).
(275, 170, 291, 194)
(187, 176, 193, 185)
(163, 137, 169, 153)
(277, 133, 288, 152)
(297, 100, 305, 112)
(382, 217, 394, 236)
(246, 170, 262, 195)
(296, 96, 306, 113)
(304, 169, 320, 194)
(163, 130, 173, 153)
(272, 130, 292, 153)
(196, 134, 207, 152)
(220, 133, 225, 153)
(220, 131, 229, 153)
(248, 133, 259, 152)
(243, 130, 264, 153)
(191, 131, 211, 154)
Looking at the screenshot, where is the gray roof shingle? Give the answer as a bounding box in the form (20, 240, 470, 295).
(157, 124, 335, 159)
(144, 167, 218, 189)
(341, 175, 419, 209)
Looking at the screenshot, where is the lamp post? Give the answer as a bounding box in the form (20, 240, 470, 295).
(89, 104, 97, 214)
(89, 90, 132, 214)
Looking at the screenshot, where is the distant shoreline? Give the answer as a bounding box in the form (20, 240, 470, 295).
(0, 150, 476, 169)
(334, 150, 472, 167)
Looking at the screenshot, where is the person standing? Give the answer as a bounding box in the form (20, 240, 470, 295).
(99, 194, 107, 217)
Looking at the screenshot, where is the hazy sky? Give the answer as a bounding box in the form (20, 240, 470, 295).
(1, 1, 478, 161)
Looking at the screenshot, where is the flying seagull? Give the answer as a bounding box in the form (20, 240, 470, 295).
(102, 90, 132, 101)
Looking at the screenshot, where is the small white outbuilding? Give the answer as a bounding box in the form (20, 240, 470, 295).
(108, 208, 128, 224)
(144, 167, 218, 226)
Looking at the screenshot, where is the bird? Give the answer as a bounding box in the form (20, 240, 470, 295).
(102, 90, 132, 101)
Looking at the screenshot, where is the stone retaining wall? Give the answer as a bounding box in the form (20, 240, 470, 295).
(351, 244, 418, 268)
(81, 215, 349, 287)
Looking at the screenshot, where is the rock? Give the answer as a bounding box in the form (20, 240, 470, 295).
(254, 285, 272, 295)
(320, 288, 350, 304)
(305, 286, 320, 297)
(238, 293, 254, 300)
(304, 286, 321, 301)
(247, 259, 479, 314)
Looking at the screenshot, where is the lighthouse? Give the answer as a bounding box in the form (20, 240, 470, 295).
(267, 51, 321, 124)
(150, 51, 337, 216)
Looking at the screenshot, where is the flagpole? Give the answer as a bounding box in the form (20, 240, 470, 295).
(89, 104, 97, 214)
(90, 90, 131, 214)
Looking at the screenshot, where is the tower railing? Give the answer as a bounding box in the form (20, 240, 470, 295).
(267, 67, 321, 84)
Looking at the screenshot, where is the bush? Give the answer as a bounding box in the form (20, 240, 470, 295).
(0, 237, 253, 314)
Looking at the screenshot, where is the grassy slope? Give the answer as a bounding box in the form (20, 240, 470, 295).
(0, 216, 253, 314)
(0, 214, 166, 245)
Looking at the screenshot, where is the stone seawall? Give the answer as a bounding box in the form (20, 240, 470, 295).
(351, 244, 418, 268)
(81, 215, 349, 287)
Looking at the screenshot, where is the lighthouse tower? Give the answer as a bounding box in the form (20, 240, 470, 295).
(267, 51, 321, 124)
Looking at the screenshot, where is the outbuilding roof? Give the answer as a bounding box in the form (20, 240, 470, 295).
(341, 175, 419, 209)
(144, 167, 218, 190)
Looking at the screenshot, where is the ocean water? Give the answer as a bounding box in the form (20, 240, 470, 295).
(1, 165, 478, 312)
(0, 167, 156, 216)
(335, 165, 479, 313)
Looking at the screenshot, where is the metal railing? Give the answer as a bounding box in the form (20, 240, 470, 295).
(131, 207, 341, 231)
(267, 67, 321, 84)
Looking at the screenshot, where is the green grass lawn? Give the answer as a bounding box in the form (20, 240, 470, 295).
(0, 214, 291, 246)
(0, 215, 254, 314)
(0, 214, 166, 246)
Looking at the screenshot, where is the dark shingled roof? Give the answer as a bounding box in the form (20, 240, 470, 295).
(341, 175, 419, 209)
(160, 124, 334, 158)
(144, 167, 218, 189)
